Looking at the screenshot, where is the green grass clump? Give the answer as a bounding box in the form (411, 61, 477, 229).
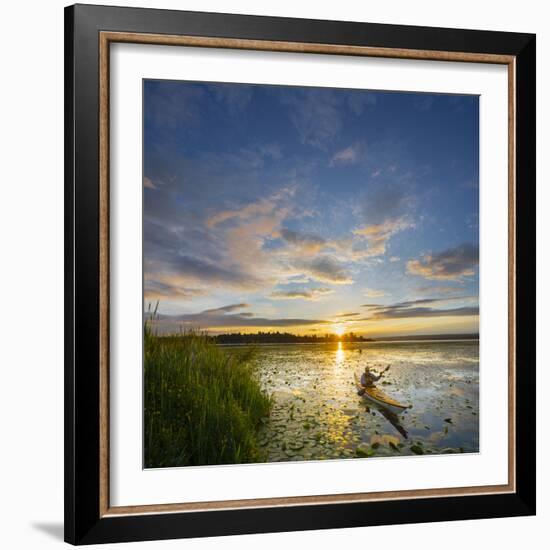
(144, 326, 271, 468)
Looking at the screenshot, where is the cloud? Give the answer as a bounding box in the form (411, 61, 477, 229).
(168, 254, 266, 290)
(350, 184, 416, 258)
(276, 222, 404, 264)
(360, 296, 478, 320)
(206, 187, 294, 228)
(279, 275, 312, 285)
(353, 217, 413, 257)
(358, 185, 415, 225)
(202, 303, 251, 314)
(415, 285, 465, 295)
(144, 280, 206, 301)
(334, 312, 360, 318)
(360, 297, 478, 320)
(145, 183, 329, 302)
(364, 306, 479, 320)
(270, 287, 334, 301)
(407, 243, 479, 281)
(150, 303, 330, 333)
(389, 296, 474, 308)
(329, 143, 364, 166)
(389, 256, 400, 263)
(153, 187, 297, 294)
(143, 213, 241, 291)
(363, 296, 474, 308)
(145, 101, 320, 300)
(294, 255, 353, 285)
(364, 288, 386, 298)
(143, 176, 157, 189)
(279, 228, 326, 254)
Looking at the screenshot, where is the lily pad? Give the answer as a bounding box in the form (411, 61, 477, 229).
(355, 446, 375, 458)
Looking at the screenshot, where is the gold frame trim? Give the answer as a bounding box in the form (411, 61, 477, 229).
(98, 31, 516, 517)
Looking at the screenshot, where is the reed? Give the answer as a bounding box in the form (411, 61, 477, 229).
(144, 324, 271, 468)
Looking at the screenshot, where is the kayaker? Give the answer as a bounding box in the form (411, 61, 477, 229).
(358, 365, 390, 395)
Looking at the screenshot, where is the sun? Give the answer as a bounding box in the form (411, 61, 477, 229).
(333, 324, 345, 337)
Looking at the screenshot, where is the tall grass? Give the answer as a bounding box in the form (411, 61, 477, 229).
(144, 325, 272, 468)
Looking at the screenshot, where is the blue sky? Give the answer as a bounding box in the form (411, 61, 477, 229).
(143, 80, 479, 337)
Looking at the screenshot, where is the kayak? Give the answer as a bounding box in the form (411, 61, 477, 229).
(354, 373, 410, 415)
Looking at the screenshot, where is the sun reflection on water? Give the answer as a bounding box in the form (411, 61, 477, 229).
(335, 341, 345, 365)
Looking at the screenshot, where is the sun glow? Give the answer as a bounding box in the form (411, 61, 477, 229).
(333, 324, 345, 337)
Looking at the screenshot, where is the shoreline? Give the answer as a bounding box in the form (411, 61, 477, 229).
(218, 338, 480, 347)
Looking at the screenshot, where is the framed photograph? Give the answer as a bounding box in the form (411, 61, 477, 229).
(64, 4, 536, 545)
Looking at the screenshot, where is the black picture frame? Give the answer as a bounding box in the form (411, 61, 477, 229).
(65, 3, 536, 545)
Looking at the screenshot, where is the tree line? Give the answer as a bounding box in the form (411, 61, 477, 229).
(213, 331, 372, 344)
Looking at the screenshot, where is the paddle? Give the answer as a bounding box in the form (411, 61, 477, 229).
(379, 365, 391, 378)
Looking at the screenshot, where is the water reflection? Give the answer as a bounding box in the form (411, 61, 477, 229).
(372, 404, 409, 439)
(335, 341, 345, 365)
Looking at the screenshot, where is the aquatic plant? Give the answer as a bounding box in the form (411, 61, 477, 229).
(144, 324, 271, 468)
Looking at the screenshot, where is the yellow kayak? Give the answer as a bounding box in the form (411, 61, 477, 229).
(354, 373, 410, 415)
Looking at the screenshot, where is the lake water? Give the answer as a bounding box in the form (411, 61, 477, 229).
(237, 340, 479, 461)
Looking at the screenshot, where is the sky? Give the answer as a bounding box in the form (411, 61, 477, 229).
(143, 79, 479, 337)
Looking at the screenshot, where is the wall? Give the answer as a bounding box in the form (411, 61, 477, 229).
(0, 0, 546, 548)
